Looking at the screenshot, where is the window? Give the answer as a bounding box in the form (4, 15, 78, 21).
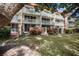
(42, 18, 50, 24)
(42, 18, 50, 22)
(11, 24, 18, 32)
(24, 24, 30, 31)
(24, 15, 36, 19)
(55, 19, 60, 22)
(69, 21, 74, 24)
(26, 7, 29, 9)
(42, 18, 50, 21)
(55, 19, 63, 22)
(11, 24, 18, 28)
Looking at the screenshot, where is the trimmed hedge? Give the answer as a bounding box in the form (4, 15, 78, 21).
(0, 27, 10, 39)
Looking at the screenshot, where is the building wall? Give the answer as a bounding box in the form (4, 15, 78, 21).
(68, 18, 76, 28)
(11, 5, 69, 35)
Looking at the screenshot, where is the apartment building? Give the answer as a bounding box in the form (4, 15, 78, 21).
(11, 5, 75, 35)
(68, 17, 76, 29)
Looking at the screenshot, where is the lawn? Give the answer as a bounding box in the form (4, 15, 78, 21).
(1, 33, 79, 56)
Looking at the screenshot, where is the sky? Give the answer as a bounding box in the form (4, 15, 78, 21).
(57, 7, 79, 18)
(57, 8, 65, 12)
(76, 13, 79, 17)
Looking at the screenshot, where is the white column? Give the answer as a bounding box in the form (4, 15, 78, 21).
(53, 18, 56, 28)
(22, 15, 25, 33)
(18, 23, 21, 35)
(36, 16, 39, 27)
(40, 13, 42, 27)
(64, 15, 68, 29)
(50, 18, 51, 26)
(44, 27, 48, 36)
(61, 28, 64, 34)
(19, 10, 23, 35)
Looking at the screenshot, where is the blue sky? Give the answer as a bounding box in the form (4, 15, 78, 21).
(76, 13, 79, 17)
(57, 8, 65, 12)
(57, 7, 79, 17)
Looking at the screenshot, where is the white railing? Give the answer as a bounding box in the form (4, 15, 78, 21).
(24, 18, 51, 25)
(68, 24, 75, 27)
(42, 21, 50, 25)
(50, 22, 55, 25)
(54, 22, 64, 27)
(23, 8, 35, 14)
(24, 19, 36, 24)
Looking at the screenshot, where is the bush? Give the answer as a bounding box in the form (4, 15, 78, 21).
(47, 27, 58, 35)
(47, 27, 54, 35)
(75, 28, 79, 33)
(29, 26, 43, 35)
(0, 26, 10, 39)
(65, 29, 74, 34)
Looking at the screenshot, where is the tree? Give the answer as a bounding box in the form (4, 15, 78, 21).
(0, 3, 24, 28)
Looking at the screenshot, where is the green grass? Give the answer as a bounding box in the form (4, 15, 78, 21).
(1, 33, 79, 56)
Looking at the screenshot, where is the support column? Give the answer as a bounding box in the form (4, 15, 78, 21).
(40, 13, 42, 27)
(18, 23, 22, 35)
(44, 27, 48, 36)
(50, 18, 51, 26)
(64, 15, 68, 30)
(61, 28, 64, 34)
(19, 10, 23, 35)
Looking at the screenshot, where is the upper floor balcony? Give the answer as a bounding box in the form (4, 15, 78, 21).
(41, 11, 53, 18)
(22, 7, 35, 14)
(42, 21, 50, 25)
(54, 19, 64, 27)
(22, 7, 53, 18)
(68, 21, 75, 27)
(23, 18, 37, 24)
(68, 24, 75, 28)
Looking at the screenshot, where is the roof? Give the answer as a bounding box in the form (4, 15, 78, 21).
(52, 12, 64, 20)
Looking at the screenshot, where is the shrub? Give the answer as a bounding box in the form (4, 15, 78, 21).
(29, 26, 43, 35)
(47, 27, 57, 35)
(29, 27, 36, 35)
(65, 29, 74, 34)
(0, 26, 10, 39)
(47, 28, 53, 34)
(75, 28, 79, 33)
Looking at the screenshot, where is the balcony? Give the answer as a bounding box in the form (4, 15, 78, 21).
(50, 21, 55, 25)
(22, 8, 35, 14)
(23, 18, 36, 24)
(68, 23, 75, 28)
(54, 22, 64, 27)
(41, 12, 51, 18)
(42, 20, 50, 25)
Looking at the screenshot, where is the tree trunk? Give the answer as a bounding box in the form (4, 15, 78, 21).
(64, 7, 79, 29)
(0, 3, 25, 28)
